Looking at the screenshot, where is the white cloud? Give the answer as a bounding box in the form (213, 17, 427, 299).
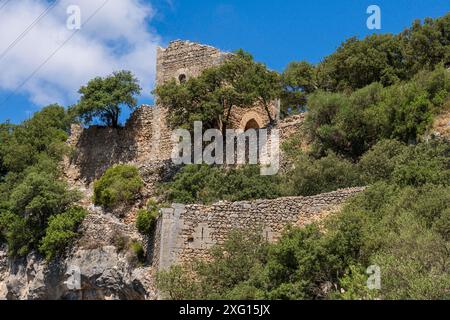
(0, 0, 161, 106)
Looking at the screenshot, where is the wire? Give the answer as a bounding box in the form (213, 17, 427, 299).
(0, 0, 12, 12)
(0, 0, 110, 108)
(0, 0, 60, 63)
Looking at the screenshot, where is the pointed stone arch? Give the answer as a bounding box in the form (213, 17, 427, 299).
(240, 111, 264, 131)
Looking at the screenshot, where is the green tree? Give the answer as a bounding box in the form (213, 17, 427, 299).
(281, 61, 317, 115)
(0, 104, 71, 173)
(0, 212, 34, 257)
(243, 58, 281, 124)
(317, 34, 405, 91)
(402, 15, 450, 76)
(71, 70, 142, 128)
(0, 157, 80, 257)
(9, 157, 79, 230)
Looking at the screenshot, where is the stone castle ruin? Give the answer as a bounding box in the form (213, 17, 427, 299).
(67, 40, 283, 185)
(65, 40, 361, 271)
(0, 40, 365, 300)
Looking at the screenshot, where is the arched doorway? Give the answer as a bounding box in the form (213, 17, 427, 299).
(239, 114, 263, 165)
(244, 118, 260, 131)
(239, 111, 264, 131)
(178, 74, 187, 83)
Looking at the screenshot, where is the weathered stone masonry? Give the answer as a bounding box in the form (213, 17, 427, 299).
(156, 40, 231, 86)
(65, 41, 296, 185)
(156, 187, 365, 269)
(156, 40, 278, 130)
(66, 106, 174, 185)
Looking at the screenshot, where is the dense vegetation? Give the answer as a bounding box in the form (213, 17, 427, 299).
(0, 70, 143, 259)
(280, 14, 450, 97)
(0, 105, 86, 259)
(305, 67, 449, 159)
(39, 207, 87, 261)
(163, 164, 282, 204)
(157, 139, 450, 300)
(157, 14, 450, 300)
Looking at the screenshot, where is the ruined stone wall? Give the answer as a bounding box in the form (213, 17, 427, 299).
(65, 41, 302, 187)
(66, 105, 173, 185)
(157, 187, 365, 269)
(278, 113, 307, 140)
(65, 106, 305, 188)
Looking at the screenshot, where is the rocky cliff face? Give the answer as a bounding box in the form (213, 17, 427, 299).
(0, 208, 157, 300)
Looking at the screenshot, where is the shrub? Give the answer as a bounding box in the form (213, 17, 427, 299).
(111, 231, 130, 253)
(0, 212, 34, 257)
(0, 211, 15, 243)
(156, 230, 268, 300)
(358, 139, 408, 183)
(136, 207, 159, 236)
(39, 207, 87, 260)
(165, 165, 281, 204)
(433, 208, 450, 241)
(93, 164, 144, 208)
(331, 265, 380, 300)
(283, 152, 362, 196)
(130, 240, 145, 264)
(358, 139, 450, 187)
(157, 265, 201, 300)
(391, 141, 450, 187)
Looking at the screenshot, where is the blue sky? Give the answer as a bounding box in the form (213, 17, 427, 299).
(0, 0, 449, 124)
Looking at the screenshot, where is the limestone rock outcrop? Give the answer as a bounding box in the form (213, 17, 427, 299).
(0, 211, 156, 300)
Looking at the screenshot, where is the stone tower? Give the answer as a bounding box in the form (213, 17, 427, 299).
(155, 40, 279, 130)
(156, 40, 231, 87)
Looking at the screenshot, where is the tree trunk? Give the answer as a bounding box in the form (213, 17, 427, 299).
(263, 99, 274, 125)
(224, 104, 233, 136)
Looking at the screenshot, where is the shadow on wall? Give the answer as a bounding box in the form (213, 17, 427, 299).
(69, 125, 139, 184)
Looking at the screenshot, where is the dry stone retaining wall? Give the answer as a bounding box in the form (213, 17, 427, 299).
(156, 187, 365, 269)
